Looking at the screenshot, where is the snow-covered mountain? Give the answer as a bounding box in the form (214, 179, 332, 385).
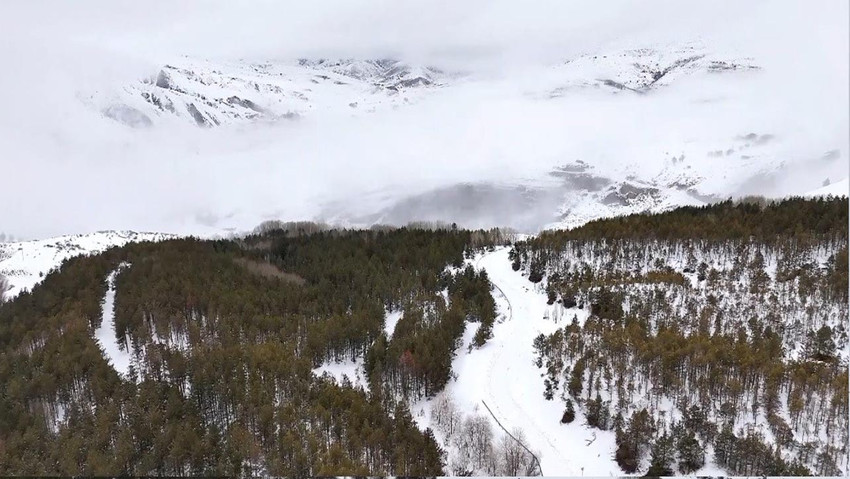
(89, 58, 450, 128)
(92, 43, 759, 131)
(8, 33, 847, 238)
(0, 231, 176, 299)
(543, 43, 758, 97)
(90, 42, 833, 234)
(92, 43, 764, 133)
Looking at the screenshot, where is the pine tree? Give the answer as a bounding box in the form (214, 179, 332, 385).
(567, 359, 584, 400)
(713, 424, 737, 469)
(584, 394, 609, 430)
(676, 430, 704, 473)
(560, 400, 575, 424)
(645, 433, 675, 476)
(615, 426, 639, 473)
(807, 325, 836, 362)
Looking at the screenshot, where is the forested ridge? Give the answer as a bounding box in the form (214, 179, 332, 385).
(1, 197, 847, 476)
(0, 225, 507, 475)
(516, 196, 848, 475)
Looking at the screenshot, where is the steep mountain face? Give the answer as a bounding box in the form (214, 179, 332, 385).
(91, 59, 449, 128)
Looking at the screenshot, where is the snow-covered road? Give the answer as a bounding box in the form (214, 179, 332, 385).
(473, 247, 621, 476)
(95, 263, 133, 378)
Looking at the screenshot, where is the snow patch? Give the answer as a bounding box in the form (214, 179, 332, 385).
(384, 309, 403, 339)
(312, 357, 368, 390)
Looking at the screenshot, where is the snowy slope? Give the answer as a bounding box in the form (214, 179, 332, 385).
(426, 248, 617, 475)
(542, 42, 758, 97)
(306, 42, 842, 232)
(804, 177, 849, 197)
(412, 246, 836, 476)
(408, 248, 731, 475)
(0, 231, 176, 299)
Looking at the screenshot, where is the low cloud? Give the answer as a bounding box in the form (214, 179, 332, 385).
(0, 0, 846, 239)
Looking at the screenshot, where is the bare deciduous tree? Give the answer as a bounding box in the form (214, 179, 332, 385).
(432, 392, 462, 438)
(454, 414, 496, 473)
(498, 427, 529, 475)
(0, 273, 9, 302)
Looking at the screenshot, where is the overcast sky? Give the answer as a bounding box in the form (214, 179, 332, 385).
(0, 0, 847, 239)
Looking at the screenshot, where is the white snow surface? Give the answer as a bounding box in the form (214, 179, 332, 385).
(0, 231, 176, 300)
(95, 263, 133, 377)
(384, 309, 404, 339)
(312, 357, 368, 391)
(804, 177, 849, 198)
(468, 249, 607, 476)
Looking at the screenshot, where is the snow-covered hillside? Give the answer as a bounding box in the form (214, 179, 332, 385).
(93, 43, 756, 131)
(407, 248, 624, 475)
(542, 42, 758, 97)
(0, 231, 175, 299)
